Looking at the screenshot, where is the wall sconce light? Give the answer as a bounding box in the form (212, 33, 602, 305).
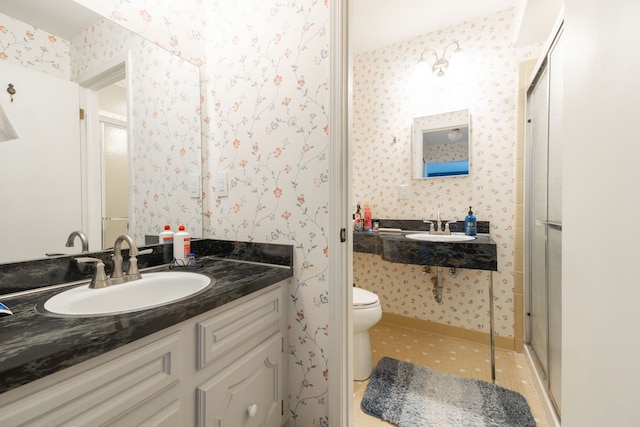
(416, 40, 465, 77)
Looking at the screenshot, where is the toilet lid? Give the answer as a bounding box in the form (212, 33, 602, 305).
(353, 287, 379, 307)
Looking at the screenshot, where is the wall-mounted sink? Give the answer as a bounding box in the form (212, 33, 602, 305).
(42, 272, 212, 316)
(406, 233, 476, 242)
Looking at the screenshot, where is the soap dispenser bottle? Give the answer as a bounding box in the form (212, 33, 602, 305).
(464, 206, 477, 236)
(363, 205, 372, 232)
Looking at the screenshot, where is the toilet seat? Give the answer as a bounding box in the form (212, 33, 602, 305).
(353, 287, 379, 308)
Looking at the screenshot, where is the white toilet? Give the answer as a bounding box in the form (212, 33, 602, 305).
(353, 287, 382, 381)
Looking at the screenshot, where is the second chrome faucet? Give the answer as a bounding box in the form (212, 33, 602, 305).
(423, 212, 458, 235)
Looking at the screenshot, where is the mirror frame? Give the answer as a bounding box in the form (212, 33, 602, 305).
(412, 109, 471, 179)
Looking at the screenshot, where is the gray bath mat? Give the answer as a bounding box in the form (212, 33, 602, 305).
(361, 357, 536, 427)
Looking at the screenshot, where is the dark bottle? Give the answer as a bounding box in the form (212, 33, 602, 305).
(354, 203, 363, 231)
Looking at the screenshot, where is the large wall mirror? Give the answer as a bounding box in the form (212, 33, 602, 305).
(0, 1, 202, 264)
(412, 109, 470, 179)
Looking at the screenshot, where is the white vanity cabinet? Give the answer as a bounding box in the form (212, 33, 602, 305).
(0, 332, 183, 426)
(0, 280, 289, 427)
(194, 283, 287, 426)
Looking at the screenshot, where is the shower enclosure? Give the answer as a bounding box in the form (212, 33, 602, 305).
(525, 24, 564, 418)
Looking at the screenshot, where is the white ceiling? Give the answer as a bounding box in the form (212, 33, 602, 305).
(352, 0, 521, 53)
(0, 0, 102, 40)
(1, 0, 554, 54)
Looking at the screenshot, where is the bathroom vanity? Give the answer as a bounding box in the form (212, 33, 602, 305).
(0, 240, 293, 426)
(354, 230, 496, 271)
(353, 222, 499, 381)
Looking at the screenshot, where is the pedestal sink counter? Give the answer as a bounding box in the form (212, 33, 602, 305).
(353, 224, 499, 381)
(0, 239, 293, 395)
(354, 230, 497, 271)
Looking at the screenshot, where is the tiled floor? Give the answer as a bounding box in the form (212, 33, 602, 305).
(353, 322, 556, 426)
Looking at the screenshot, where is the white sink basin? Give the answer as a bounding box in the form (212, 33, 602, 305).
(406, 233, 476, 242)
(44, 272, 212, 316)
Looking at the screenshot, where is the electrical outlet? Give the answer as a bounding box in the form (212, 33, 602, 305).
(215, 173, 228, 197)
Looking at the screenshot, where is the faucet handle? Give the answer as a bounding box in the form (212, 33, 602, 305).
(125, 256, 142, 281)
(75, 257, 109, 289)
(423, 220, 437, 234)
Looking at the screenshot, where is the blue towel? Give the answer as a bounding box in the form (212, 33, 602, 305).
(0, 302, 13, 316)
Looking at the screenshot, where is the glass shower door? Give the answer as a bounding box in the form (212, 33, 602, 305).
(526, 26, 563, 418)
(546, 27, 564, 413)
(528, 65, 550, 377)
(101, 120, 129, 248)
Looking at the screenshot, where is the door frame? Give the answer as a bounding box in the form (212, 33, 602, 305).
(328, 0, 353, 426)
(78, 53, 130, 251)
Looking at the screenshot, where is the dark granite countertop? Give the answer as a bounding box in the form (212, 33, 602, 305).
(353, 230, 497, 271)
(0, 240, 293, 396)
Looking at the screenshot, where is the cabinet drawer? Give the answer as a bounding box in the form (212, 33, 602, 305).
(0, 332, 181, 426)
(197, 285, 283, 370)
(196, 333, 283, 427)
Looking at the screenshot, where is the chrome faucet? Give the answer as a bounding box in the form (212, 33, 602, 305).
(425, 212, 457, 235)
(110, 235, 142, 285)
(423, 212, 442, 235)
(75, 235, 143, 289)
(65, 231, 89, 253)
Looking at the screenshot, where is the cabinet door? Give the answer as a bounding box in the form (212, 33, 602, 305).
(197, 285, 283, 371)
(0, 333, 181, 426)
(196, 334, 283, 427)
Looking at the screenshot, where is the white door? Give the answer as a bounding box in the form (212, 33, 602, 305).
(0, 61, 82, 262)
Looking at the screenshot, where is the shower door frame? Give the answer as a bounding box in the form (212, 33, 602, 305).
(524, 23, 564, 420)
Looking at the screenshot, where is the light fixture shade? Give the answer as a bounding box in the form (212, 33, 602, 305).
(416, 41, 467, 78)
(410, 59, 433, 91)
(448, 50, 469, 77)
(448, 128, 462, 142)
(412, 60, 430, 81)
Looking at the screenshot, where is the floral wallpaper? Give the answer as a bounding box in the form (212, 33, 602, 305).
(79, 0, 332, 425)
(70, 18, 134, 79)
(0, 12, 70, 79)
(1, 1, 542, 424)
(425, 141, 467, 163)
(204, 1, 330, 425)
(353, 9, 540, 339)
(70, 19, 202, 243)
(74, 0, 205, 66)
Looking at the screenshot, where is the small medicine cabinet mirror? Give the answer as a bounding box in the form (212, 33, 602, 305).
(412, 109, 470, 179)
